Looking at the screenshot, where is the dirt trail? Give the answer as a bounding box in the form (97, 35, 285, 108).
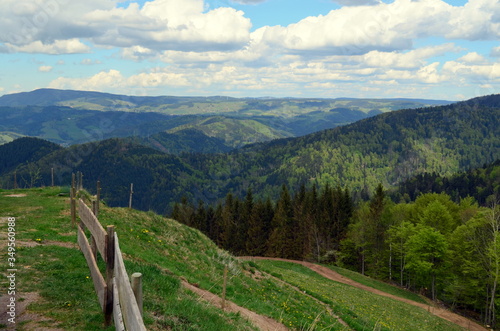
(182, 281, 288, 331)
(241, 257, 488, 331)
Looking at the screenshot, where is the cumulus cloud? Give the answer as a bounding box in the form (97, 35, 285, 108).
(231, 0, 268, 4)
(457, 52, 488, 64)
(4, 39, 91, 54)
(38, 65, 53, 72)
(49, 69, 190, 92)
(332, 0, 382, 6)
(81, 58, 102, 65)
(0, 0, 252, 54)
(491, 46, 500, 57)
(356, 44, 461, 69)
(443, 61, 500, 80)
(253, 0, 455, 55)
(87, 0, 252, 51)
(1, 0, 499, 59)
(446, 0, 500, 40)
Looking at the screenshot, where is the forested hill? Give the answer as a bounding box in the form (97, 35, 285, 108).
(393, 159, 500, 205)
(1, 95, 499, 213)
(0, 137, 62, 174)
(238, 94, 500, 198)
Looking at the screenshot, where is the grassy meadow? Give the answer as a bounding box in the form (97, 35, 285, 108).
(0, 187, 468, 330)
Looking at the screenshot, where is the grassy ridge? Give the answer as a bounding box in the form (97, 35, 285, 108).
(0, 188, 257, 330)
(1, 187, 466, 330)
(325, 265, 428, 304)
(256, 260, 463, 331)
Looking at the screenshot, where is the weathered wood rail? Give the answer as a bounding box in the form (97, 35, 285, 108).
(74, 189, 146, 330)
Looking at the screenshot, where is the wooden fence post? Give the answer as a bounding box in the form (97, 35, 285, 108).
(90, 201, 98, 260)
(131, 273, 143, 316)
(105, 225, 115, 326)
(79, 172, 84, 190)
(221, 266, 228, 310)
(96, 181, 101, 217)
(51, 168, 54, 187)
(13, 172, 17, 189)
(71, 173, 76, 226)
(129, 183, 134, 209)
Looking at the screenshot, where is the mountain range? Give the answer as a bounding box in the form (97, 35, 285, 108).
(0, 92, 498, 214)
(0, 89, 451, 149)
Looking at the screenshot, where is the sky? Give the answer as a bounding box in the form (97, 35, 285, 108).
(0, 0, 499, 100)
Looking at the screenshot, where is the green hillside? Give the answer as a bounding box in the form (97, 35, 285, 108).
(0, 89, 452, 147)
(0, 89, 450, 115)
(0, 132, 24, 145)
(1, 95, 498, 214)
(165, 116, 291, 148)
(0, 187, 472, 330)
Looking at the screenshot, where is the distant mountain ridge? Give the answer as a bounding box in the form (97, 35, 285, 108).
(0, 88, 453, 148)
(1, 94, 497, 214)
(0, 88, 451, 111)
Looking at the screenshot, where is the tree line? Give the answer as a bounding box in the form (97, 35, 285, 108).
(172, 183, 353, 260)
(172, 184, 500, 328)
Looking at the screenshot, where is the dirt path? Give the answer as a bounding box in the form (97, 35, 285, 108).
(0, 292, 65, 331)
(0, 217, 71, 330)
(182, 281, 288, 331)
(241, 257, 488, 331)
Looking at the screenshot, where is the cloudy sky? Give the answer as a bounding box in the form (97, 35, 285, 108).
(0, 0, 499, 100)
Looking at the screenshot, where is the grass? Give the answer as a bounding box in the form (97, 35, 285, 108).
(98, 206, 347, 330)
(255, 260, 464, 331)
(0, 187, 469, 330)
(0, 188, 257, 330)
(325, 265, 428, 304)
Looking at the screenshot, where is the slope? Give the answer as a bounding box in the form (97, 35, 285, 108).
(0, 187, 474, 330)
(2, 95, 499, 212)
(393, 159, 500, 205)
(0, 137, 62, 174)
(0, 88, 450, 114)
(249, 258, 486, 331)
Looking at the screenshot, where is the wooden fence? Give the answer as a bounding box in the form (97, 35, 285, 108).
(74, 184, 146, 330)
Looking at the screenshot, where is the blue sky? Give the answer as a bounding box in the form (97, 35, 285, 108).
(1, 0, 499, 100)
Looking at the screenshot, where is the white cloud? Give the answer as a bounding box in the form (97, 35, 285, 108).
(48, 69, 190, 92)
(357, 44, 460, 69)
(332, 0, 382, 6)
(38, 65, 53, 72)
(253, 0, 456, 55)
(85, 0, 252, 52)
(231, 0, 268, 4)
(457, 52, 488, 64)
(80, 58, 102, 65)
(443, 61, 500, 80)
(121, 46, 157, 61)
(491, 46, 500, 57)
(4, 39, 91, 54)
(0, 0, 251, 54)
(446, 0, 500, 40)
(417, 62, 446, 83)
(1, 0, 499, 60)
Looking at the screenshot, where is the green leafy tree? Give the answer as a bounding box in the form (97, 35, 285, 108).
(406, 225, 449, 301)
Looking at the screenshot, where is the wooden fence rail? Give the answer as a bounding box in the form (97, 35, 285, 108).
(74, 181, 145, 330)
(114, 233, 146, 331)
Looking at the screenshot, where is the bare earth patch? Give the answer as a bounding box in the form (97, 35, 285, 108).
(0, 292, 65, 330)
(3, 194, 27, 198)
(242, 257, 488, 331)
(182, 281, 288, 331)
(0, 218, 76, 330)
